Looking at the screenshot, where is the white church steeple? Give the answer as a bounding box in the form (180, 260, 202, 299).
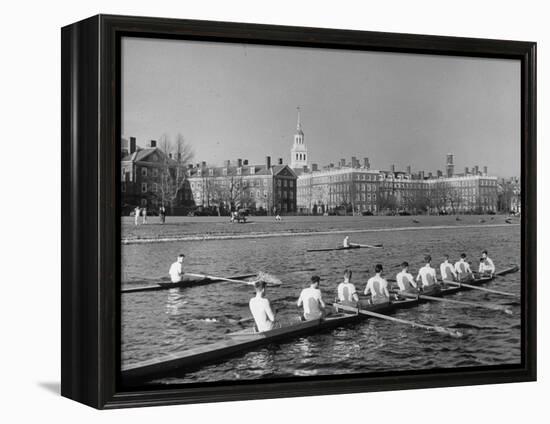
(290, 107, 308, 169)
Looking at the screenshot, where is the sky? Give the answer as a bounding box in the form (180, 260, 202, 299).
(122, 37, 520, 177)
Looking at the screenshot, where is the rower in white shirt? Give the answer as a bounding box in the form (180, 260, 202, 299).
(364, 264, 390, 304)
(478, 250, 495, 276)
(249, 281, 276, 332)
(337, 269, 359, 304)
(416, 255, 438, 291)
(454, 253, 473, 281)
(395, 261, 418, 294)
(343, 236, 350, 248)
(440, 254, 458, 281)
(297, 275, 326, 320)
(168, 253, 185, 283)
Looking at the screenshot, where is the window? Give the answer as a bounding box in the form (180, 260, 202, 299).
(153, 183, 158, 193)
(237, 167, 242, 175)
(141, 199, 147, 206)
(289, 180, 294, 188)
(141, 168, 147, 177)
(283, 180, 287, 187)
(141, 183, 147, 193)
(153, 168, 158, 177)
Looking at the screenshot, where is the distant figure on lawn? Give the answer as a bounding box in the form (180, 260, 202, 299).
(159, 205, 166, 224)
(142, 207, 148, 224)
(134, 206, 141, 226)
(275, 214, 282, 222)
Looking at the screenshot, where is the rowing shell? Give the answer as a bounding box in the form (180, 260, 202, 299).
(307, 243, 383, 252)
(122, 273, 257, 294)
(121, 265, 518, 384)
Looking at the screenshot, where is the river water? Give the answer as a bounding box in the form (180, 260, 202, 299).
(121, 219, 521, 384)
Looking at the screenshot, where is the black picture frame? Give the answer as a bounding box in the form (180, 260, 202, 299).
(61, 14, 537, 409)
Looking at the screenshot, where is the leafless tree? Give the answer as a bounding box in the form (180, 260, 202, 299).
(158, 133, 194, 210)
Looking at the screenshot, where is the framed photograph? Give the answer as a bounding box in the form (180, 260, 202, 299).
(61, 14, 536, 409)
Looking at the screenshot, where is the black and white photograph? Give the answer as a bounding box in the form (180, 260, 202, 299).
(119, 36, 523, 387)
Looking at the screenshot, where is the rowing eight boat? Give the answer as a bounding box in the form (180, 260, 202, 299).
(121, 265, 518, 383)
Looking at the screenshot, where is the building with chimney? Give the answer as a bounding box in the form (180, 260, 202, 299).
(186, 157, 297, 214)
(121, 137, 192, 214)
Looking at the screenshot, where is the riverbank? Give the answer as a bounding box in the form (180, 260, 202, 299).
(122, 214, 519, 244)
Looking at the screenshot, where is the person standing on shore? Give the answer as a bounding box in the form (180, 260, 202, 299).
(142, 207, 147, 224)
(134, 206, 141, 226)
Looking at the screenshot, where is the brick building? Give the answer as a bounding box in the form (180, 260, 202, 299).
(121, 137, 192, 214)
(186, 157, 297, 214)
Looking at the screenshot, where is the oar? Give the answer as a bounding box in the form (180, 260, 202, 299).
(354, 243, 383, 249)
(443, 279, 518, 297)
(328, 302, 462, 338)
(399, 291, 513, 315)
(185, 272, 282, 286)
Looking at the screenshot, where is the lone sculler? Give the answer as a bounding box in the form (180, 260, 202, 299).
(440, 254, 458, 281)
(297, 275, 326, 320)
(337, 269, 359, 304)
(343, 236, 350, 248)
(395, 262, 418, 294)
(455, 253, 473, 281)
(478, 250, 495, 276)
(416, 255, 438, 291)
(168, 253, 185, 283)
(364, 264, 390, 304)
(249, 280, 276, 332)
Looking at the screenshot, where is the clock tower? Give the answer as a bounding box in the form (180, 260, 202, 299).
(290, 107, 308, 169)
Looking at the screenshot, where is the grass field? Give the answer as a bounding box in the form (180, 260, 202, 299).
(122, 214, 519, 243)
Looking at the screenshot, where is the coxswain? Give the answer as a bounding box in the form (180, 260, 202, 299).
(479, 250, 495, 275)
(249, 280, 276, 332)
(395, 261, 418, 294)
(416, 255, 438, 291)
(454, 253, 473, 281)
(479, 250, 495, 276)
(297, 275, 326, 320)
(440, 254, 458, 281)
(168, 253, 185, 283)
(337, 269, 359, 304)
(364, 264, 390, 304)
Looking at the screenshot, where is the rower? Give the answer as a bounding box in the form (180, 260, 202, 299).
(168, 253, 185, 283)
(297, 275, 326, 320)
(337, 269, 359, 304)
(416, 255, 439, 292)
(249, 280, 276, 332)
(395, 261, 418, 294)
(343, 236, 350, 248)
(364, 264, 390, 304)
(454, 253, 473, 281)
(479, 250, 495, 276)
(440, 254, 458, 281)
